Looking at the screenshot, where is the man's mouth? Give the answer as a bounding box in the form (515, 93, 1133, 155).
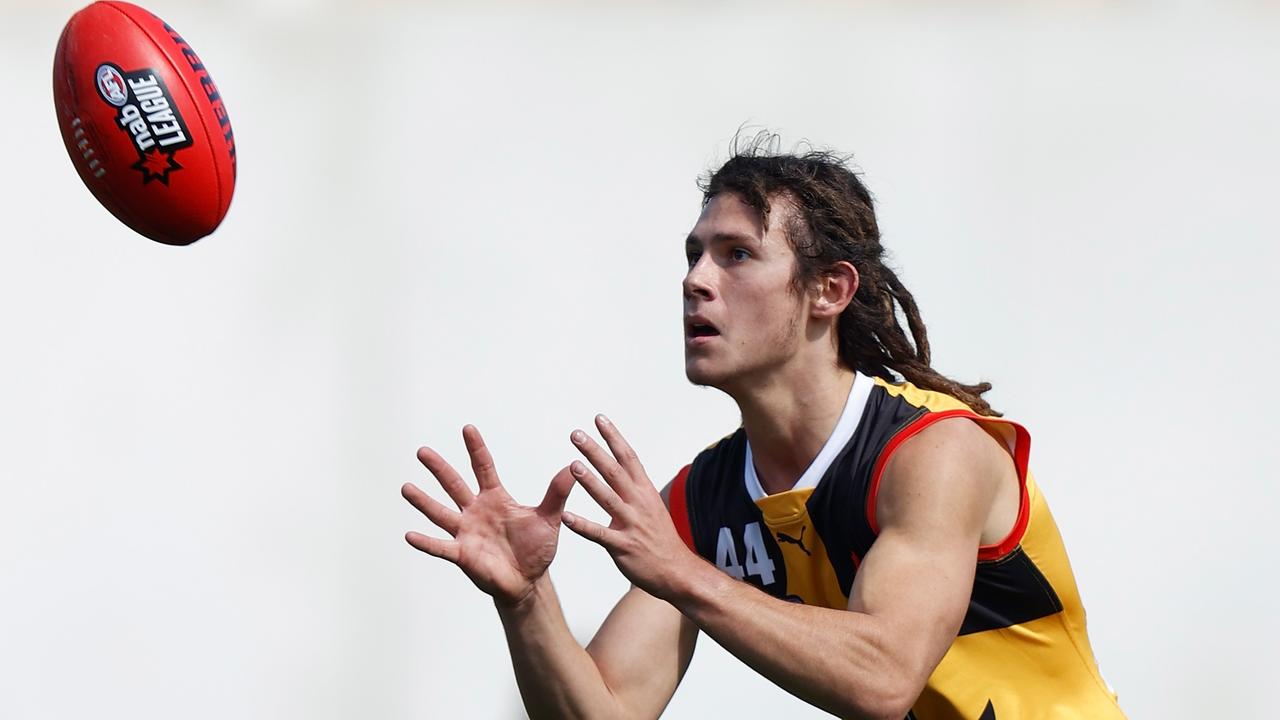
(685, 316, 720, 340)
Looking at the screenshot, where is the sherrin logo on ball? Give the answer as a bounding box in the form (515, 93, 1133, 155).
(53, 1, 237, 246)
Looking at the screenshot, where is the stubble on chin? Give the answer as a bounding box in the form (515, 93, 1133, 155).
(683, 312, 804, 391)
(683, 357, 717, 389)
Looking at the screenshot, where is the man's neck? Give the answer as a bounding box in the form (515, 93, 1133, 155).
(732, 363, 856, 496)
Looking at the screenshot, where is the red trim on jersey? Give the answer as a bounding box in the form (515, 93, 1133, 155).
(668, 465, 696, 552)
(865, 409, 1032, 562)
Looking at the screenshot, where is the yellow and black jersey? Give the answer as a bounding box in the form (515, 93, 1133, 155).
(667, 372, 1124, 720)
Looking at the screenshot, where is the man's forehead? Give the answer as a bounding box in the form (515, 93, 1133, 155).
(690, 193, 762, 239)
(689, 192, 793, 245)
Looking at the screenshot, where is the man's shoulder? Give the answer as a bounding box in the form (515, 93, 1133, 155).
(687, 428, 748, 487)
(693, 427, 745, 461)
(660, 428, 745, 509)
(875, 415, 1018, 532)
(893, 414, 1007, 460)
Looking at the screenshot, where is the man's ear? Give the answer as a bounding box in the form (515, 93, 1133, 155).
(810, 261, 858, 319)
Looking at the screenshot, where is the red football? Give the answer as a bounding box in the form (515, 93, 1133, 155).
(53, 1, 236, 246)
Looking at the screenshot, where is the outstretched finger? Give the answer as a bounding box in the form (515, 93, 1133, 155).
(405, 531, 461, 563)
(562, 511, 621, 550)
(595, 414, 647, 481)
(463, 425, 503, 491)
(401, 482, 462, 536)
(537, 465, 576, 520)
(417, 447, 475, 509)
(568, 461, 628, 520)
(571, 429, 631, 498)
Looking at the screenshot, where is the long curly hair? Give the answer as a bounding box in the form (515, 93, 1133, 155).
(699, 132, 999, 416)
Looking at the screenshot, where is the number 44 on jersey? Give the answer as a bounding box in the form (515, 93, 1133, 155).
(716, 522, 777, 586)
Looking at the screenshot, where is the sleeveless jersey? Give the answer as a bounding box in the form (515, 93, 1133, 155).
(667, 372, 1124, 720)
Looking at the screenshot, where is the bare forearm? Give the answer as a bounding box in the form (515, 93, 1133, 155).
(495, 574, 626, 720)
(667, 560, 915, 720)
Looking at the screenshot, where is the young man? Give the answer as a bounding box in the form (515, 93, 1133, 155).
(401, 145, 1125, 719)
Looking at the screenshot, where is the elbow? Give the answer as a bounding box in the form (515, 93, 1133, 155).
(841, 628, 932, 720)
(874, 686, 920, 720)
(835, 662, 925, 720)
(847, 683, 919, 720)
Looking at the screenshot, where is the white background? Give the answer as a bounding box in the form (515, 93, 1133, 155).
(2, 1, 1277, 718)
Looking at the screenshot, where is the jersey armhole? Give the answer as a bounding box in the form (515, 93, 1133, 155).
(668, 464, 696, 552)
(864, 409, 1032, 562)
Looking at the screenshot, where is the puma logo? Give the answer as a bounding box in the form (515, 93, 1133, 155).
(775, 526, 811, 556)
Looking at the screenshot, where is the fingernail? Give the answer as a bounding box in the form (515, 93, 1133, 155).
(571, 430, 586, 444)
(596, 414, 611, 427)
(571, 461, 585, 476)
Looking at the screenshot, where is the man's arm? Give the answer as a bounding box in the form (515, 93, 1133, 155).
(580, 481, 699, 718)
(402, 426, 696, 720)
(563, 415, 1013, 720)
(495, 481, 698, 720)
(495, 577, 696, 720)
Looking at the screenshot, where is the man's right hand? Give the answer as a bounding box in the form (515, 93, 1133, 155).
(402, 425, 576, 608)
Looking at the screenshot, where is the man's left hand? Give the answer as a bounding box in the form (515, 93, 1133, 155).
(560, 414, 700, 600)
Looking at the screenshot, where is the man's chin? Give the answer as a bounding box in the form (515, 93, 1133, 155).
(684, 361, 728, 390)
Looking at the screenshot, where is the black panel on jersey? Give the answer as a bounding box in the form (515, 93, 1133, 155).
(806, 387, 928, 596)
(684, 431, 789, 596)
(960, 547, 1063, 635)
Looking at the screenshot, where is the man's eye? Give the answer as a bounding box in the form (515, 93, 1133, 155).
(731, 248, 751, 262)
(686, 251, 702, 266)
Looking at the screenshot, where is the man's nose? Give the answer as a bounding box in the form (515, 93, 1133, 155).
(683, 255, 715, 301)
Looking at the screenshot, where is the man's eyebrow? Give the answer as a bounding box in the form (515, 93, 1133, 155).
(685, 232, 760, 247)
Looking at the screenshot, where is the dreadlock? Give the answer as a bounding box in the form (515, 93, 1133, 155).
(699, 132, 999, 417)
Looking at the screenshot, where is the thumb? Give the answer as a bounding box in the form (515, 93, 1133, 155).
(537, 465, 576, 519)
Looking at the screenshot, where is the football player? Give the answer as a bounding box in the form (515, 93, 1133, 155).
(402, 139, 1124, 719)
